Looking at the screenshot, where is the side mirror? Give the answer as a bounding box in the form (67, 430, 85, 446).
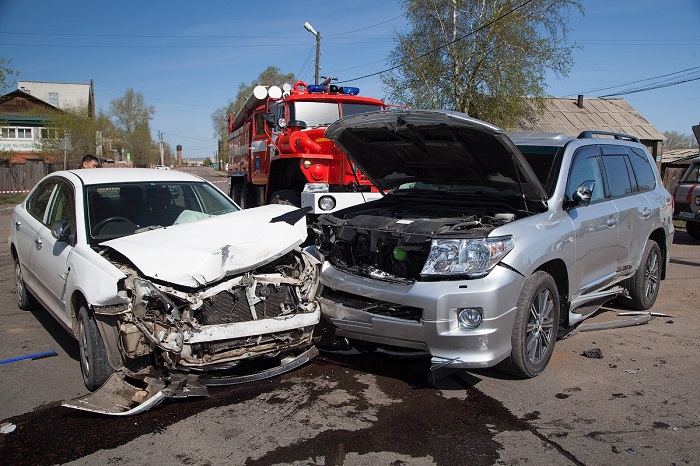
(264, 113, 276, 126)
(51, 220, 73, 242)
(569, 180, 595, 208)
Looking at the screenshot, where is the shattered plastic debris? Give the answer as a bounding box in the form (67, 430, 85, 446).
(582, 348, 604, 359)
(0, 422, 17, 434)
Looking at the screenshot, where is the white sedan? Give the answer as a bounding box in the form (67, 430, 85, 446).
(9, 168, 320, 415)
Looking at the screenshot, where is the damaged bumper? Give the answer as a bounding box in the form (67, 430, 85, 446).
(319, 262, 522, 369)
(62, 346, 319, 415)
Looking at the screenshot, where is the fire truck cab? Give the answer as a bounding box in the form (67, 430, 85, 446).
(227, 81, 385, 213)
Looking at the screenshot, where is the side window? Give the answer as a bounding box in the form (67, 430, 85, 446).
(601, 154, 634, 198)
(566, 146, 604, 203)
(26, 180, 58, 222)
(254, 113, 266, 136)
(628, 147, 657, 192)
(46, 181, 76, 230)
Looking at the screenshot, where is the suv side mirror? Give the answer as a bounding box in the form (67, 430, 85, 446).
(568, 180, 595, 208)
(51, 220, 73, 242)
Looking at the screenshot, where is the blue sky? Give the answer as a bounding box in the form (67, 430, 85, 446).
(2, 0, 699, 158)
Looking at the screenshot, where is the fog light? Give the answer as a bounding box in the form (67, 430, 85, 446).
(318, 195, 336, 211)
(457, 307, 483, 328)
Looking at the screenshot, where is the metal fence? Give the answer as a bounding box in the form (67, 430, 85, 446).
(0, 161, 62, 199)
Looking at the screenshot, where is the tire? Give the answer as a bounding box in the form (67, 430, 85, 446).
(686, 222, 700, 241)
(77, 304, 114, 391)
(618, 240, 661, 310)
(240, 184, 256, 210)
(501, 271, 560, 378)
(231, 183, 243, 206)
(270, 189, 301, 207)
(14, 256, 37, 310)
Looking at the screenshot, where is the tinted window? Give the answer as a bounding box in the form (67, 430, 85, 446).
(27, 180, 57, 222)
(341, 103, 383, 118)
(517, 145, 563, 195)
(602, 154, 634, 197)
(628, 148, 656, 192)
(566, 146, 604, 202)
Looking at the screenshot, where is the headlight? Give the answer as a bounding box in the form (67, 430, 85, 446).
(420, 236, 514, 278)
(318, 195, 336, 211)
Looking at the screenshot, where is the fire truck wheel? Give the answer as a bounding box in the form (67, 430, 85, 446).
(240, 184, 256, 209)
(270, 190, 301, 207)
(231, 184, 243, 206)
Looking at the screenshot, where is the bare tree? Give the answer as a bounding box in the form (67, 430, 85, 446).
(663, 130, 699, 150)
(382, 0, 583, 128)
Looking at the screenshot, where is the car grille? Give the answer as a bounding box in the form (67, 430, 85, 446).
(322, 288, 423, 322)
(196, 285, 297, 325)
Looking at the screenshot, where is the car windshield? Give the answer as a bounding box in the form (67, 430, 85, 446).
(86, 181, 238, 243)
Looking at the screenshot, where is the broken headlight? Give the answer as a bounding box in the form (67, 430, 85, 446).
(420, 236, 514, 278)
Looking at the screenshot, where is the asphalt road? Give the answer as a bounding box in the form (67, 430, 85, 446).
(1, 169, 698, 465)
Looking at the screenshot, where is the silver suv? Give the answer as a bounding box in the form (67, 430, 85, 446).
(313, 110, 674, 378)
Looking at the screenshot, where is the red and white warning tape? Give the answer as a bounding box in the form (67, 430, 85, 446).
(0, 190, 30, 194)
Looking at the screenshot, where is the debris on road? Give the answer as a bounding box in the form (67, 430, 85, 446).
(0, 350, 57, 365)
(582, 348, 604, 359)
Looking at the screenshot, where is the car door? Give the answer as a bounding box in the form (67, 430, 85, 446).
(601, 145, 653, 274)
(27, 179, 76, 329)
(13, 179, 59, 296)
(566, 145, 620, 298)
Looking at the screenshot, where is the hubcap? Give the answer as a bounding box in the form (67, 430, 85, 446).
(78, 318, 90, 378)
(14, 262, 25, 305)
(526, 288, 555, 365)
(644, 249, 660, 301)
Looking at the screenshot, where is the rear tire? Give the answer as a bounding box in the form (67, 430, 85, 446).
(240, 184, 256, 209)
(77, 304, 114, 391)
(270, 189, 301, 207)
(14, 256, 37, 311)
(686, 222, 700, 240)
(618, 240, 661, 310)
(500, 271, 559, 378)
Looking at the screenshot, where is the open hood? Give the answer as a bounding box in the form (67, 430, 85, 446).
(325, 110, 548, 201)
(102, 204, 307, 288)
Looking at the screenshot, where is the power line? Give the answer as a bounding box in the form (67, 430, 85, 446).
(325, 14, 405, 37)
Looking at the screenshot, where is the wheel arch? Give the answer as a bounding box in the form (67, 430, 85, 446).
(72, 290, 124, 370)
(534, 258, 570, 327)
(649, 227, 668, 280)
(268, 159, 308, 203)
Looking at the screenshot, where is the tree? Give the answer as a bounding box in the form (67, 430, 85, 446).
(211, 66, 295, 159)
(0, 57, 19, 95)
(663, 130, 698, 150)
(382, 0, 583, 129)
(109, 88, 156, 165)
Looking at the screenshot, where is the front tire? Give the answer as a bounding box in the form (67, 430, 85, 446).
(14, 256, 37, 311)
(502, 271, 560, 378)
(618, 240, 661, 310)
(77, 304, 114, 390)
(686, 222, 700, 240)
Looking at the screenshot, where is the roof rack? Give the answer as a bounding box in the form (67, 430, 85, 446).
(577, 131, 640, 143)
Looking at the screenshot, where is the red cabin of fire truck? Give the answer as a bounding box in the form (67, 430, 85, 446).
(226, 80, 385, 213)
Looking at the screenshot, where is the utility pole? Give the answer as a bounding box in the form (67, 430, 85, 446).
(158, 131, 165, 166)
(303, 22, 321, 85)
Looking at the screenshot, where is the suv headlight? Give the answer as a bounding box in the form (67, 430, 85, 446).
(420, 236, 514, 278)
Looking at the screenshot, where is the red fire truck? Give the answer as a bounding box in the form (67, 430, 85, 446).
(226, 80, 385, 213)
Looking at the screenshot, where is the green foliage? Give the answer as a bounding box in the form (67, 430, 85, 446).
(0, 57, 20, 94)
(203, 157, 212, 167)
(108, 88, 156, 165)
(382, 0, 583, 129)
(211, 66, 295, 158)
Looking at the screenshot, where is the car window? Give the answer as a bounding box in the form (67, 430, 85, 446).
(566, 146, 604, 203)
(680, 162, 700, 183)
(46, 181, 76, 228)
(627, 148, 656, 192)
(601, 154, 634, 197)
(26, 179, 58, 222)
(517, 145, 563, 196)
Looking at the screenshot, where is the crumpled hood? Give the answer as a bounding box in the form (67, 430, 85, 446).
(325, 109, 547, 201)
(102, 204, 307, 288)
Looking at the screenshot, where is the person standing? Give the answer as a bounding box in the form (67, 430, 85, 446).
(81, 154, 99, 168)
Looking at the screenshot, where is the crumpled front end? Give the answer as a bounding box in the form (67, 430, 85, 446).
(64, 248, 321, 415)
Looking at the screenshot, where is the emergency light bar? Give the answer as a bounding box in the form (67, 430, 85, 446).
(306, 85, 360, 95)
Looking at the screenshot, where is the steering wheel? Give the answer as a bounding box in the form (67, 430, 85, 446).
(91, 216, 134, 235)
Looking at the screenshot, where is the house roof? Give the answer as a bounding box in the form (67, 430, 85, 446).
(516, 97, 665, 142)
(662, 148, 699, 164)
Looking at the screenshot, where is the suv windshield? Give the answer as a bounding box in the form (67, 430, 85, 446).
(86, 181, 238, 243)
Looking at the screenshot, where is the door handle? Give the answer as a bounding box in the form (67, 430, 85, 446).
(14, 221, 21, 231)
(641, 208, 652, 219)
(607, 217, 618, 227)
(35, 238, 43, 250)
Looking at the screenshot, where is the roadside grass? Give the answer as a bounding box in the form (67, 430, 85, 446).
(0, 194, 26, 206)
